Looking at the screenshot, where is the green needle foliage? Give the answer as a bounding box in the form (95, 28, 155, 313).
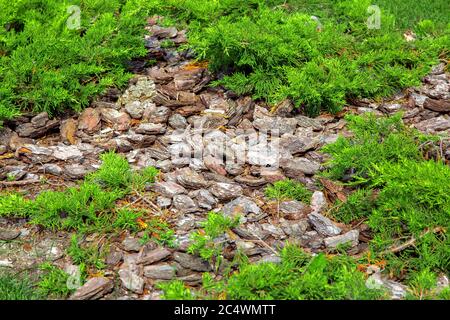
(184, 0, 449, 115)
(88, 151, 159, 191)
(265, 179, 312, 204)
(131, 166, 160, 191)
(365, 160, 450, 276)
(1, 0, 448, 123)
(330, 188, 376, 224)
(160, 245, 387, 300)
(188, 212, 241, 267)
(113, 208, 142, 232)
(0, 273, 40, 300)
(37, 263, 73, 299)
(88, 151, 134, 189)
(322, 113, 423, 181)
(0, 0, 164, 125)
(140, 218, 176, 248)
(158, 280, 194, 300)
(0, 152, 159, 233)
(324, 113, 450, 281)
(30, 182, 123, 231)
(375, 0, 450, 30)
(406, 268, 445, 300)
(67, 235, 106, 271)
(0, 193, 33, 218)
(224, 247, 384, 300)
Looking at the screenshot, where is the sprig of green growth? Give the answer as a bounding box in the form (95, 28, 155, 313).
(265, 179, 312, 203)
(188, 212, 241, 270)
(37, 263, 73, 299)
(140, 218, 176, 248)
(67, 235, 106, 272)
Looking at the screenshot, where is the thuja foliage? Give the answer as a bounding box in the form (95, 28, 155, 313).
(30, 182, 123, 231)
(405, 268, 450, 300)
(364, 160, 450, 276)
(0, 0, 161, 125)
(330, 188, 376, 224)
(324, 113, 450, 281)
(1, 265, 86, 300)
(112, 208, 176, 248)
(0, 152, 159, 232)
(112, 208, 142, 232)
(88, 151, 159, 191)
(160, 245, 387, 300)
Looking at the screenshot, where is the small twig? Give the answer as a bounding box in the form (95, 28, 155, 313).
(121, 196, 143, 209)
(95, 234, 110, 252)
(380, 227, 444, 256)
(381, 236, 419, 255)
(352, 227, 445, 260)
(0, 179, 40, 187)
(44, 180, 73, 188)
(277, 199, 280, 219)
(134, 190, 160, 211)
(325, 201, 345, 217)
(352, 218, 368, 229)
(247, 234, 279, 256)
(418, 140, 433, 150)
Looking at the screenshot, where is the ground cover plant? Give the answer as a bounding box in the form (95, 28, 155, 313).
(157, 114, 450, 300)
(1, 0, 448, 124)
(0, 151, 159, 233)
(0, 263, 80, 300)
(179, 0, 449, 115)
(0, 152, 168, 299)
(67, 235, 106, 272)
(0, 272, 40, 300)
(0, 0, 160, 125)
(140, 217, 177, 248)
(36, 263, 74, 299)
(376, 0, 450, 30)
(188, 212, 241, 270)
(324, 113, 450, 286)
(321, 112, 423, 181)
(0, 0, 449, 302)
(159, 244, 388, 300)
(265, 179, 312, 204)
(159, 211, 383, 300)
